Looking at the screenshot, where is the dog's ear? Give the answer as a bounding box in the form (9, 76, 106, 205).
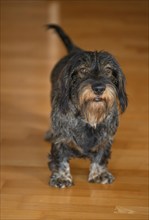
(58, 65, 71, 114)
(116, 68, 128, 113)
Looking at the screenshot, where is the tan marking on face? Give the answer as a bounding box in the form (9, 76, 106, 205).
(79, 84, 116, 127)
(83, 101, 107, 127)
(101, 85, 116, 108)
(79, 85, 95, 106)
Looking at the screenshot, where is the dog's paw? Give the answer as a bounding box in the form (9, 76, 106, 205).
(88, 171, 115, 184)
(49, 173, 73, 188)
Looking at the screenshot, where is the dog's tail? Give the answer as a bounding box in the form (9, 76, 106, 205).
(46, 24, 80, 53)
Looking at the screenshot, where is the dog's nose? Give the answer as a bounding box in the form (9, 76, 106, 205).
(92, 83, 106, 94)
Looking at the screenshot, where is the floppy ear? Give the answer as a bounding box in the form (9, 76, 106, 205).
(58, 65, 71, 114)
(117, 69, 128, 113)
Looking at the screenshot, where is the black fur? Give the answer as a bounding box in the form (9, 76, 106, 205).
(46, 24, 128, 188)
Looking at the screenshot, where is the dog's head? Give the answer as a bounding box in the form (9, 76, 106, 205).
(58, 51, 128, 127)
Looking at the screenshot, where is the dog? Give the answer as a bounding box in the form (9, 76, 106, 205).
(45, 24, 128, 188)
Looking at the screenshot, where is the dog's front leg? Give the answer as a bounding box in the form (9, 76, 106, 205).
(88, 146, 115, 184)
(48, 143, 73, 188)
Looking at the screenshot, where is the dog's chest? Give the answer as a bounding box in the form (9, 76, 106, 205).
(71, 123, 107, 153)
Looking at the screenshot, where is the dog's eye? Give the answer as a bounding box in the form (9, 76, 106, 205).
(78, 68, 88, 77)
(79, 68, 87, 74)
(105, 67, 113, 77)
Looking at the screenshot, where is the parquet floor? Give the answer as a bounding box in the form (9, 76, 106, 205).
(1, 1, 148, 220)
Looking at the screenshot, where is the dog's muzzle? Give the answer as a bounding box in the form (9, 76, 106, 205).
(91, 83, 106, 102)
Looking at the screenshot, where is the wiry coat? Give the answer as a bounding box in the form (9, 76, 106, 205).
(46, 25, 128, 188)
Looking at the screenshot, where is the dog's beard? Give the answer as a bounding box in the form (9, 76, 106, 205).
(79, 84, 116, 127)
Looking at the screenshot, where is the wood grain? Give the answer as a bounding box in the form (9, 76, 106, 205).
(1, 1, 148, 220)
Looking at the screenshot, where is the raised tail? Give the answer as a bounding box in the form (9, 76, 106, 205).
(46, 24, 80, 53)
